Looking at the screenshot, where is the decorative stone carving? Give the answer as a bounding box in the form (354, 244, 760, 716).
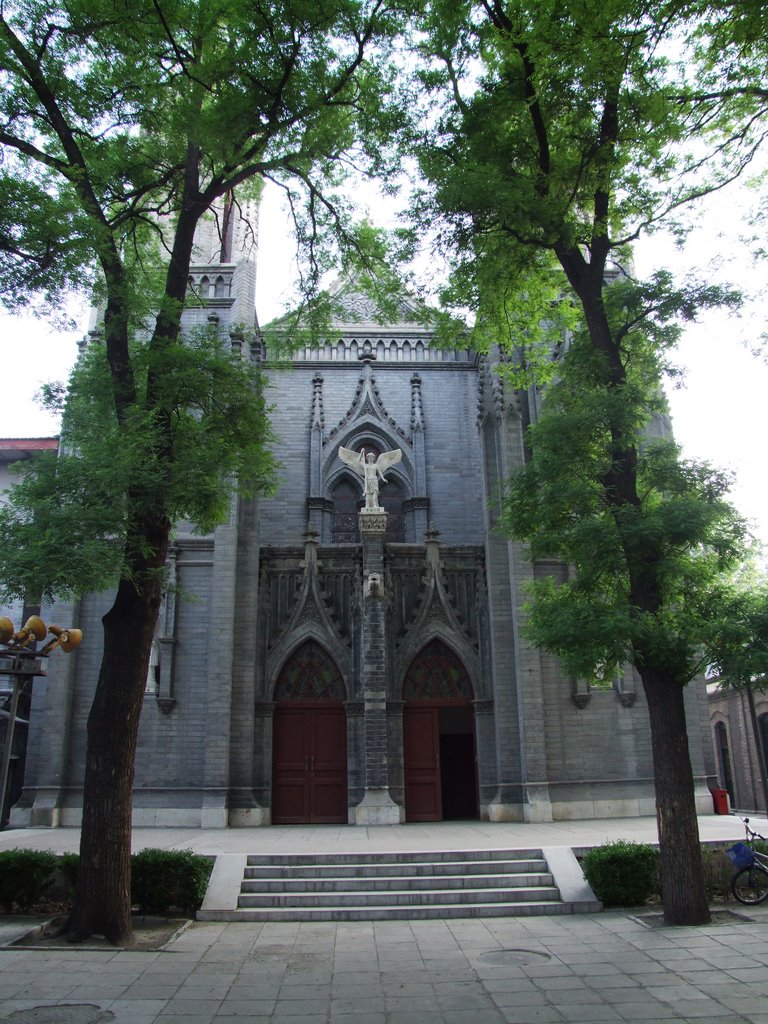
(365, 572, 383, 598)
(360, 511, 387, 534)
(311, 371, 324, 430)
(156, 697, 177, 715)
(571, 693, 592, 709)
(618, 691, 637, 708)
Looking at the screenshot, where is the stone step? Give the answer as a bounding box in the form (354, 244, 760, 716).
(244, 848, 544, 866)
(238, 884, 560, 909)
(240, 871, 554, 893)
(201, 900, 579, 923)
(243, 857, 548, 879)
(197, 846, 602, 923)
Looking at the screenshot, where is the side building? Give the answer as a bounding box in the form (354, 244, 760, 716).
(5, 240, 719, 828)
(709, 683, 768, 815)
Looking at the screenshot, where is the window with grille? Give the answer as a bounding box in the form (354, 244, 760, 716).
(274, 641, 345, 701)
(403, 640, 473, 700)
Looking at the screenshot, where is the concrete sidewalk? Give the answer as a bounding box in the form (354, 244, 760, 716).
(2, 906, 768, 1023)
(0, 811, 756, 858)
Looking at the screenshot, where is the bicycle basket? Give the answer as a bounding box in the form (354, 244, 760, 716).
(726, 842, 755, 869)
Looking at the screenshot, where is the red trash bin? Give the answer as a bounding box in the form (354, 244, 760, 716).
(711, 788, 730, 814)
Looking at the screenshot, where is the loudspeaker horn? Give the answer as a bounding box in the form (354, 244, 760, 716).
(60, 628, 82, 653)
(40, 625, 82, 655)
(0, 617, 14, 644)
(23, 615, 47, 641)
(10, 614, 47, 646)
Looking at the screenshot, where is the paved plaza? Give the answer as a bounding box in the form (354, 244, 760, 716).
(1, 815, 767, 1024)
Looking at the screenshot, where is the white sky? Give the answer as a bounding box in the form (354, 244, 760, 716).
(1, 182, 766, 547)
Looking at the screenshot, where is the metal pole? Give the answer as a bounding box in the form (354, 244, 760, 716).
(0, 656, 22, 828)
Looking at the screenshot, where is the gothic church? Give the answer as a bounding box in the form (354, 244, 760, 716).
(7, 211, 719, 829)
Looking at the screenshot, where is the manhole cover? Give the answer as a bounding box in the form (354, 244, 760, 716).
(1, 1005, 114, 1024)
(479, 948, 551, 966)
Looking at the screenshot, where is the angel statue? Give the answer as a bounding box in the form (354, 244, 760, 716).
(338, 445, 402, 511)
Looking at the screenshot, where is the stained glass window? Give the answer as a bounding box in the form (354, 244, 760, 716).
(274, 641, 346, 701)
(403, 640, 473, 700)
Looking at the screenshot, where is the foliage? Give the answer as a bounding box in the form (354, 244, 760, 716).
(130, 849, 213, 915)
(0, 849, 58, 912)
(706, 580, 768, 691)
(0, 0, 409, 315)
(0, 0, 413, 945)
(0, 849, 212, 915)
(404, 0, 768, 927)
(0, 326, 277, 602)
(700, 846, 734, 901)
(581, 840, 659, 907)
(57, 853, 81, 903)
(502, 337, 750, 688)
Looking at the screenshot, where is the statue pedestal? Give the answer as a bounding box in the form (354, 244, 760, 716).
(354, 788, 404, 825)
(359, 509, 387, 533)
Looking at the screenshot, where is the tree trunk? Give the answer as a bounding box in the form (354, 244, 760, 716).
(641, 667, 710, 926)
(65, 521, 168, 945)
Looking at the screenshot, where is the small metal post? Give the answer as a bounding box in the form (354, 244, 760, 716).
(0, 661, 23, 828)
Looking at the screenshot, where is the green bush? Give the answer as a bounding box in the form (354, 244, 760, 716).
(57, 852, 81, 901)
(700, 846, 734, 900)
(0, 848, 58, 911)
(582, 840, 660, 907)
(130, 848, 213, 915)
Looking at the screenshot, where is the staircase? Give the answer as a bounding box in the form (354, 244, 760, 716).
(198, 847, 601, 922)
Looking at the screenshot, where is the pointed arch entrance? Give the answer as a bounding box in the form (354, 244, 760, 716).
(272, 641, 348, 824)
(402, 640, 478, 822)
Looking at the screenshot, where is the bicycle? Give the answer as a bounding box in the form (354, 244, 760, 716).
(727, 817, 768, 905)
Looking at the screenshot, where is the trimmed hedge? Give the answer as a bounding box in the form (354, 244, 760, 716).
(131, 848, 213, 915)
(582, 840, 660, 907)
(0, 848, 212, 916)
(0, 848, 58, 912)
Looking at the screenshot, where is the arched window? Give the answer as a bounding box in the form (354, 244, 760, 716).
(331, 477, 360, 543)
(379, 476, 405, 541)
(715, 721, 735, 804)
(274, 641, 345, 701)
(213, 274, 228, 297)
(403, 640, 473, 701)
(331, 442, 406, 542)
(759, 713, 768, 765)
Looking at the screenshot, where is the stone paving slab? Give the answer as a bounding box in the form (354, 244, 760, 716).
(1, 905, 768, 1023)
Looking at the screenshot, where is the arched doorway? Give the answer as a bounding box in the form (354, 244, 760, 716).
(272, 641, 348, 824)
(402, 640, 478, 822)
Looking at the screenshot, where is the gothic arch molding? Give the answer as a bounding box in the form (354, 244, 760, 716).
(323, 423, 414, 498)
(396, 627, 480, 702)
(273, 639, 347, 702)
(266, 623, 352, 703)
(403, 639, 475, 701)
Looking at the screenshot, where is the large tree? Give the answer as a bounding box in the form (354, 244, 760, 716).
(409, 0, 765, 924)
(0, 0, 407, 943)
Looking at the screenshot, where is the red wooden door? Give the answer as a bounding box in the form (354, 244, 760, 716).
(403, 706, 442, 821)
(310, 706, 348, 823)
(272, 704, 347, 824)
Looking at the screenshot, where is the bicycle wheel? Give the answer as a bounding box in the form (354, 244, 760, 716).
(732, 865, 768, 904)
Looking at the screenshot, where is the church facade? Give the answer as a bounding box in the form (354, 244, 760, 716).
(7, 221, 719, 829)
